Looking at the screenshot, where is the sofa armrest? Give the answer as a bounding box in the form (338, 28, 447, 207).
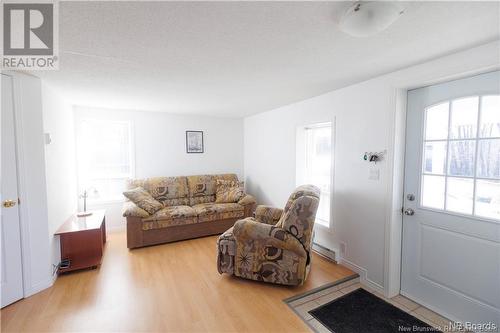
(232, 219, 306, 258)
(122, 201, 150, 218)
(238, 194, 256, 217)
(238, 194, 256, 206)
(254, 205, 283, 225)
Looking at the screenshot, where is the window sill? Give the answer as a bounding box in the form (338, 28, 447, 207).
(314, 222, 331, 231)
(87, 198, 126, 206)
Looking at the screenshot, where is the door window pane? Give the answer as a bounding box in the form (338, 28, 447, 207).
(480, 96, 500, 138)
(477, 139, 500, 179)
(421, 175, 445, 209)
(450, 97, 478, 139)
(423, 141, 447, 174)
(425, 102, 449, 140)
(446, 178, 473, 214)
(448, 141, 475, 177)
(475, 180, 500, 220)
(419, 94, 499, 221)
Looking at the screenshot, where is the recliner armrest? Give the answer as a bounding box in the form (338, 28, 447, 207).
(238, 194, 256, 217)
(122, 201, 150, 218)
(232, 218, 306, 259)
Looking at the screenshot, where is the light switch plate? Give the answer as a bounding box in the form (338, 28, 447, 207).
(44, 133, 52, 145)
(369, 168, 380, 180)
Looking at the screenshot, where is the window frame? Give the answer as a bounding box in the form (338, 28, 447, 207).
(418, 94, 500, 223)
(296, 120, 335, 230)
(76, 118, 135, 204)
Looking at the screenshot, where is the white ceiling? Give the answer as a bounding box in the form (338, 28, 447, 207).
(35, 1, 500, 117)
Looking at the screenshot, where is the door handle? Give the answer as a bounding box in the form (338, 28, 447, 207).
(3, 199, 17, 208)
(404, 208, 415, 216)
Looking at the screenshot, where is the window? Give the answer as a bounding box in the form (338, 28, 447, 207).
(421, 95, 500, 220)
(297, 122, 333, 228)
(76, 119, 134, 202)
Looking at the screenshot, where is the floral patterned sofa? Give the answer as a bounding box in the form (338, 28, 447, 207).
(217, 185, 320, 286)
(123, 174, 256, 248)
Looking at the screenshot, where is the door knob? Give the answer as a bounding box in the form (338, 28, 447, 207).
(3, 199, 17, 208)
(404, 208, 415, 216)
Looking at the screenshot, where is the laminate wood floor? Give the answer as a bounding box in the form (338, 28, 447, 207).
(1, 231, 354, 332)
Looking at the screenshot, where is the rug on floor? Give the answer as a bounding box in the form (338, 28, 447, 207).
(309, 288, 441, 333)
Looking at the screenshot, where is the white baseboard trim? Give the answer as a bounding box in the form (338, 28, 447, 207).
(24, 276, 54, 298)
(339, 257, 385, 295)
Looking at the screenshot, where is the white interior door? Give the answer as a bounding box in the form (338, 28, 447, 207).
(402, 71, 500, 327)
(1, 74, 24, 307)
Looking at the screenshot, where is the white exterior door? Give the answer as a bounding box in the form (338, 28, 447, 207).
(1, 74, 24, 307)
(402, 71, 500, 327)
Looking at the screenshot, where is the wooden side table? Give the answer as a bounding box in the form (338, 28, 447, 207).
(55, 210, 106, 273)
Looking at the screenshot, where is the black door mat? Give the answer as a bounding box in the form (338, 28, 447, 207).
(309, 288, 441, 333)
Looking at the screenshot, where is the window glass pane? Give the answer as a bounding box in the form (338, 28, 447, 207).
(450, 97, 478, 139)
(448, 141, 475, 177)
(80, 120, 131, 177)
(425, 102, 449, 140)
(480, 95, 500, 138)
(423, 141, 447, 175)
(477, 139, 500, 179)
(421, 175, 445, 209)
(475, 179, 500, 220)
(316, 192, 330, 227)
(305, 126, 331, 194)
(304, 123, 332, 227)
(446, 177, 473, 214)
(87, 178, 127, 201)
(78, 120, 132, 200)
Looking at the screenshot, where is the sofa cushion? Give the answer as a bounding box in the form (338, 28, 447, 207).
(193, 202, 244, 223)
(123, 187, 163, 214)
(215, 179, 245, 203)
(142, 205, 198, 231)
(127, 176, 189, 206)
(187, 174, 239, 205)
(154, 205, 197, 218)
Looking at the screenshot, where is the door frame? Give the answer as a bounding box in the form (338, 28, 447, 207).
(384, 66, 500, 299)
(2, 72, 44, 299)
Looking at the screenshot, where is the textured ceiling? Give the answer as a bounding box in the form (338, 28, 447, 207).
(34, 1, 500, 117)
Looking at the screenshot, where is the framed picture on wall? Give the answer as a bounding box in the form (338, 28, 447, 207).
(186, 130, 204, 153)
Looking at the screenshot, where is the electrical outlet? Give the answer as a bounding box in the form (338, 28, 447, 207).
(340, 242, 346, 257)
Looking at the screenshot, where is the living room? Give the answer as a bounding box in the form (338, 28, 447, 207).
(1, 1, 499, 332)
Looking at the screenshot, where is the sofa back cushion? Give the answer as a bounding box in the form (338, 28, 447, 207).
(127, 176, 189, 206)
(187, 174, 238, 206)
(215, 179, 245, 203)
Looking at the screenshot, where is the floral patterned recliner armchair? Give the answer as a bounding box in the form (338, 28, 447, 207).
(217, 185, 320, 286)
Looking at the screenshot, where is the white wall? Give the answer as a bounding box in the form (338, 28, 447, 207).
(74, 106, 244, 229)
(244, 41, 500, 293)
(8, 72, 53, 296)
(41, 84, 77, 271)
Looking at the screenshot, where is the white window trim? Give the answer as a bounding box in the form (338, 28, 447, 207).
(75, 118, 135, 205)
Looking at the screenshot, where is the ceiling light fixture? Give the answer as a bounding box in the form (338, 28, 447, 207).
(338, 1, 405, 37)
